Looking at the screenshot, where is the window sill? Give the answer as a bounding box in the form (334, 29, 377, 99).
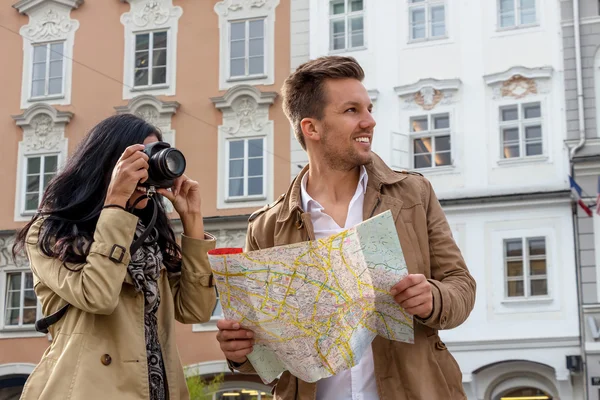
(227, 74, 268, 83)
(501, 296, 553, 306)
(407, 36, 451, 47)
(328, 46, 368, 55)
(130, 84, 170, 92)
(497, 155, 548, 166)
(225, 195, 267, 204)
(192, 318, 222, 332)
(493, 23, 541, 37)
(414, 165, 457, 176)
(0, 327, 46, 339)
(28, 94, 65, 102)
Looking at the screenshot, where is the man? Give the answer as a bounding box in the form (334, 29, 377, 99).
(216, 56, 476, 400)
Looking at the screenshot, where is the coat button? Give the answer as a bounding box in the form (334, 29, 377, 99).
(436, 341, 447, 350)
(101, 354, 112, 366)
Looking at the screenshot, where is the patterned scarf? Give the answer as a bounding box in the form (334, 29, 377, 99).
(127, 220, 167, 400)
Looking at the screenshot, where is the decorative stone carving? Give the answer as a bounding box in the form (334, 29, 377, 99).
(395, 78, 461, 111)
(500, 75, 538, 99)
(484, 66, 553, 100)
(215, 0, 270, 17)
(12, 103, 72, 152)
(25, 8, 74, 41)
(135, 105, 160, 126)
(122, 0, 182, 30)
(114, 95, 179, 138)
(214, 229, 247, 249)
(132, 0, 171, 27)
(226, 97, 264, 134)
(0, 234, 28, 269)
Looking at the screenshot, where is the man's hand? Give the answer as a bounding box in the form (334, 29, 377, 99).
(390, 274, 433, 319)
(216, 320, 255, 365)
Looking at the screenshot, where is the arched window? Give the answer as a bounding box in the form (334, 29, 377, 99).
(497, 386, 552, 400)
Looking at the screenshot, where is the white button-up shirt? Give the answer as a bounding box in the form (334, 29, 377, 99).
(300, 166, 380, 400)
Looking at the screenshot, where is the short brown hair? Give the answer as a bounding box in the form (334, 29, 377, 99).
(281, 56, 365, 150)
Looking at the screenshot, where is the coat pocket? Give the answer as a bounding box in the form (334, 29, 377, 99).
(427, 335, 466, 400)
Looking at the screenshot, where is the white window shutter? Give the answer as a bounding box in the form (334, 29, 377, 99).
(390, 131, 411, 170)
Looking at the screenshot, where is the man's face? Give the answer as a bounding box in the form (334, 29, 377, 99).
(315, 78, 376, 170)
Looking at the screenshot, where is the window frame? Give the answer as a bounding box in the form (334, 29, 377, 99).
(498, 101, 543, 160)
(29, 41, 66, 101)
(132, 30, 170, 90)
(21, 154, 60, 216)
(328, 0, 366, 52)
(228, 18, 267, 80)
(504, 236, 548, 299)
(497, 0, 538, 30)
(225, 136, 267, 202)
(0, 268, 42, 333)
(409, 112, 453, 170)
(408, 0, 447, 42)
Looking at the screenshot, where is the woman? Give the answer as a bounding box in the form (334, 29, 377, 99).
(12, 114, 217, 400)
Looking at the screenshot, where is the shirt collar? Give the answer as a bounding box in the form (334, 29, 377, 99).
(300, 166, 369, 212)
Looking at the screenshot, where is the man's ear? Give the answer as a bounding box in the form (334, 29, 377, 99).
(301, 118, 321, 144)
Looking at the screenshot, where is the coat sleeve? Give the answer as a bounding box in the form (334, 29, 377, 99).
(27, 208, 138, 315)
(169, 232, 218, 324)
(417, 178, 476, 330)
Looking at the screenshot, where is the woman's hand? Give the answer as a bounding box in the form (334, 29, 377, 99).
(105, 144, 148, 208)
(158, 175, 204, 239)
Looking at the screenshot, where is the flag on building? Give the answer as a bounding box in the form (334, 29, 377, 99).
(569, 175, 593, 217)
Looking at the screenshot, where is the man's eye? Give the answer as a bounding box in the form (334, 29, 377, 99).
(345, 108, 356, 113)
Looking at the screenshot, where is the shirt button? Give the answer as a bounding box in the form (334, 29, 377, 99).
(101, 354, 112, 366)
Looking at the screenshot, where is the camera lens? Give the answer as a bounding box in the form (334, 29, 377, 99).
(153, 148, 186, 179)
(165, 149, 185, 176)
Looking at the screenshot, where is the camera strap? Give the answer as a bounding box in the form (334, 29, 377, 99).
(35, 194, 159, 334)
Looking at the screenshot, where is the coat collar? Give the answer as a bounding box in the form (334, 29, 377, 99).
(277, 152, 407, 223)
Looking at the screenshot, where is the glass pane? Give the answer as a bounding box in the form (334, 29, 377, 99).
(22, 307, 37, 325)
(431, 6, 445, 23)
(136, 33, 150, 51)
(153, 31, 168, 49)
(434, 114, 450, 130)
(502, 107, 518, 121)
(435, 152, 451, 167)
(501, 13, 515, 27)
(413, 137, 432, 154)
(528, 238, 545, 255)
(50, 42, 63, 60)
(525, 125, 542, 139)
(229, 160, 244, 178)
(231, 40, 245, 58)
(24, 292, 36, 307)
(530, 279, 547, 296)
(151, 67, 166, 85)
(507, 261, 523, 277)
(248, 158, 263, 176)
(503, 145, 520, 158)
(524, 104, 541, 119)
(411, 9, 426, 39)
(249, 56, 264, 75)
(520, 1, 537, 25)
(136, 51, 149, 68)
(249, 20, 264, 38)
(27, 175, 40, 193)
(351, 32, 364, 48)
(5, 309, 19, 326)
(27, 157, 41, 174)
(7, 273, 22, 291)
(33, 63, 46, 80)
(153, 49, 167, 67)
(248, 139, 264, 157)
(350, 17, 364, 47)
(230, 59, 245, 77)
(411, 117, 428, 132)
(229, 178, 244, 197)
(231, 22, 246, 41)
(7, 291, 20, 308)
(500, 0, 515, 14)
(432, 22, 446, 37)
(44, 173, 54, 190)
(134, 68, 149, 87)
(25, 274, 34, 290)
(249, 38, 264, 57)
(508, 280, 524, 297)
(350, 0, 363, 12)
(505, 239, 522, 257)
(414, 154, 431, 169)
(26, 194, 39, 211)
(333, 35, 345, 50)
(412, 25, 426, 40)
(331, 0, 345, 15)
(49, 60, 63, 78)
(32, 80, 45, 97)
(333, 19, 345, 34)
(229, 140, 244, 159)
(45, 156, 58, 173)
(503, 128, 519, 142)
(435, 136, 451, 152)
(350, 16, 363, 32)
(526, 143, 542, 156)
(248, 177, 263, 196)
(530, 260, 546, 276)
(33, 45, 47, 63)
(48, 78, 62, 95)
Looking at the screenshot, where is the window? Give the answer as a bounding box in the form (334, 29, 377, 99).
(229, 19, 265, 79)
(227, 138, 266, 200)
(134, 31, 168, 88)
(409, 0, 446, 41)
(23, 155, 58, 214)
(504, 237, 548, 298)
(410, 113, 451, 169)
(31, 42, 65, 99)
(329, 0, 365, 51)
(3, 271, 38, 329)
(500, 102, 542, 159)
(498, 0, 537, 29)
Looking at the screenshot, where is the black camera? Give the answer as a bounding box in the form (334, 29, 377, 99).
(142, 141, 186, 189)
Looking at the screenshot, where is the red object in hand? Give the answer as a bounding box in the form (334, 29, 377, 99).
(208, 248, 244, 256)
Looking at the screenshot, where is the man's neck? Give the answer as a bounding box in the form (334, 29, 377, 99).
(305, 160, 361, 207)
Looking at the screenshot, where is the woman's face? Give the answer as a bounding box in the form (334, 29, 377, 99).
(128, 134, 159, 210)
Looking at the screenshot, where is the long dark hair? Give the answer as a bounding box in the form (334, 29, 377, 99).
(12, 114, 182, 272)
